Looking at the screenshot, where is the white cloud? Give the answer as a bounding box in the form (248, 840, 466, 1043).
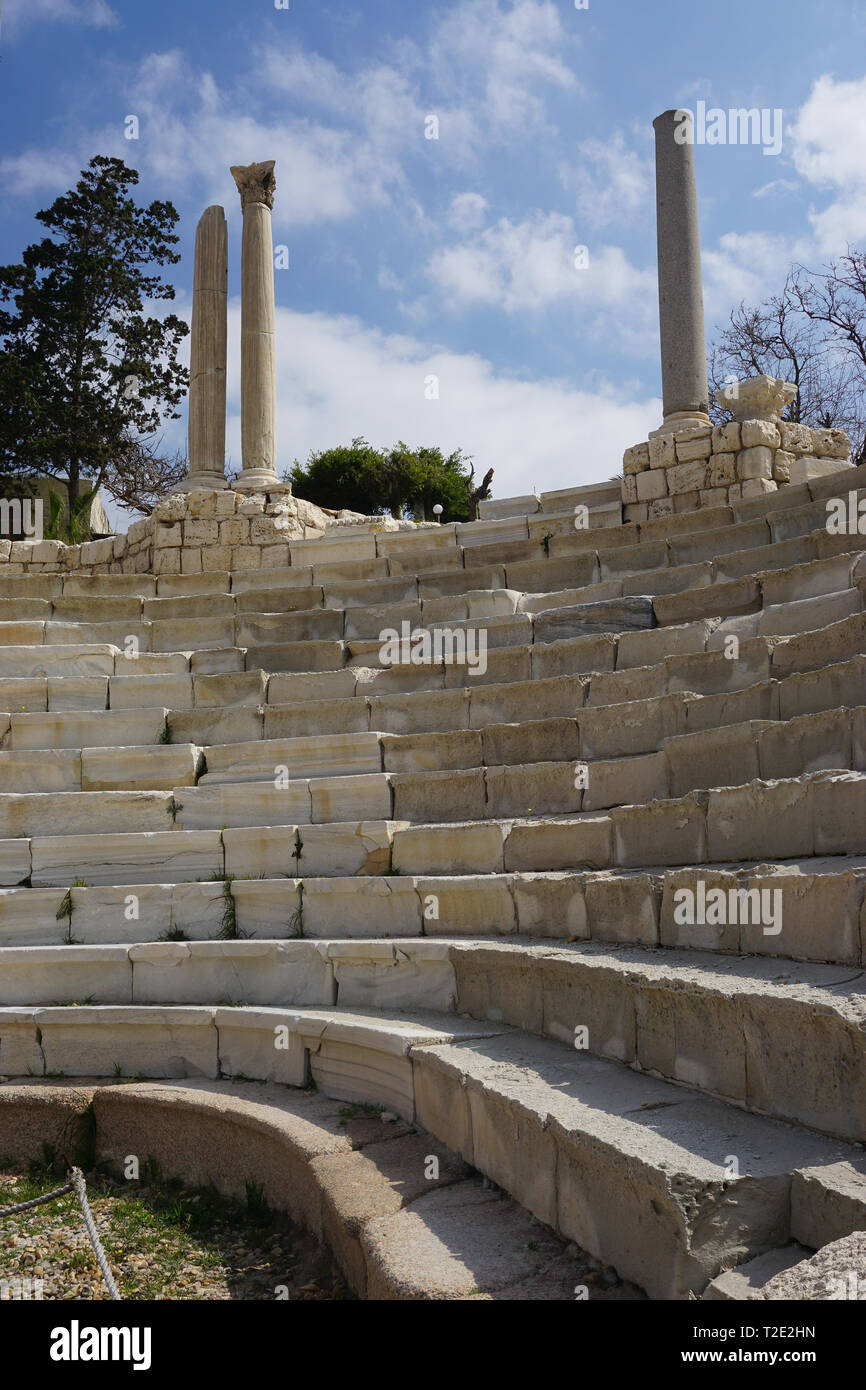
(563, 131, 652, 229)
(215, 304, 658, 497)
(789, 75, 866, 251)
(3, 0, 116, 35)
(428, 0, 580, 138)
(752, 178, 800, 199)
(448, 192, 489, 232)
(426, 211, 657, 349)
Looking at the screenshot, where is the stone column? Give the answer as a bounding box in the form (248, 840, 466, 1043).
(651, 109, 710, 435)
(176, 205, 228, 491)
(230, 159, 284, 493)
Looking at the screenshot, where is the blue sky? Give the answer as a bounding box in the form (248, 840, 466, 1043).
(2, 0, 866, 508)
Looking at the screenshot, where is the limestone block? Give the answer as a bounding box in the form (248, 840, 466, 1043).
(810, 771, 866, 854)
(485, 762, 582, 819)
(779, 656, 866, 720)
(666, 639, 772, 696)
(740, 862, 863, 965)
(223, 879, 301, 939)
(773, 450, 793, 483)
(740, 478, 777, 499)
(80, 744, 199, 793)
(791, 1162, 866, 1250)
(529, 633, 613, 681)
(737, 446, 774, 480)
(151, 617, 235, 653)
(585, 873, 660, 945)
(622, 443, 650, 475)
(623, 504, 648, 521)
(810, 427, 850, 459)
(587, 662, 667, 707)
(0, 945, 132, 1006)
(200, 546, 233, 572)
(181, 548, 203, 573)
(611, 793, 707, 869)
(708, 452, 736, 487)
(129, 939, 330, 1007)
(298, 821, 398, 877)
(310, 773, 391, 824)
(0, 677, 48, 712)
(222, 825, 297, 880)
(674, 436, 711, 463)
(582, 752, 669, 811)
(637, 469, 667, 501)
(664, 721, 767, 797)
(778, 422, 811, 453)
(741, 420, 781, 449)
(0, 839, 31, 887)
(178, 781, 311, 831)
(171, 706, 264, 747)
(31, 830, 222, 887)
(711, 422, 741, 453)
(646, 497, 674, 518)
(213, 1008, 307, 1086)
(0, 887, 69, 945)
(46, 676, 108, 712)
(504, 815, 612, 873)
(648, 434, 675, 469)
(366, 690, 468, 737)
(37, 1005, 219, 1079)
(509, 872, 586, 938)
(672, 490, 701, 512)
(760, 588, 861, 639)
(707, 778, 812, 860)
(303, 877, 422, 937)
(108, 673, 193, 711)
(771, 614, 866, 679)
(9, 707, 167, 751)
(617, 619, 711, 666)
(579, 692, 684, 760)
(0, 748, 81, 794)
(480, 718, 578, 769)
(413, 875, 516, 935)
(207, 731, 379, 783)
(267, 670, 356, 704)
(659, 867, 741, 953)
(393, 822, 506, 875)
(0, 1009, 45, 1073)
(65, 883, 172, 945)
(534, 597, 654, 645)
(390, 768, 483, 823)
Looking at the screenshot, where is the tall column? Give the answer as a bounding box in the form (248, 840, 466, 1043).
(176, 205, 228, 491)
(230, 159, 283, 493)
(651, 109, 710, 436)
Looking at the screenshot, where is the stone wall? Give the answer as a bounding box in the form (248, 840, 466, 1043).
(621, 418, 853, 522)
(0, 489, 434, 578)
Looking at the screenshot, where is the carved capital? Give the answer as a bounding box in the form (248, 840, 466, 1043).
(230, 160, 276, 211)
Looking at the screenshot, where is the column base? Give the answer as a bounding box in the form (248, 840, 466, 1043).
(233, 469, 291, 494)
(649, 410, 711, 438)
(172, 470, 228, 493)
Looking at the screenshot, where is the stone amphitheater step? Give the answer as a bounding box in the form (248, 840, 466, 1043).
(2, 766, 866, 885)
(1, 854, 864, 960)
(0, 1077, 601, 1301)
(3, 934, 866, 1144)
(0, 1001, 861, 1298)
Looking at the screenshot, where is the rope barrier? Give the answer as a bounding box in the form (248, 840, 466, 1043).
(0, 1165, 122, 1300)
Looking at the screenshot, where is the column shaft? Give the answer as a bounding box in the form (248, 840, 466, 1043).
(653, 109, 710, 431)
(177, 205, 228, 491)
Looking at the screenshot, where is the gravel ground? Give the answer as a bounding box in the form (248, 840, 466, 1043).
(0, 1167, 349, 1301)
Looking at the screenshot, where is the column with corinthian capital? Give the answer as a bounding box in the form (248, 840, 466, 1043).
(230, 159, 285, 492)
